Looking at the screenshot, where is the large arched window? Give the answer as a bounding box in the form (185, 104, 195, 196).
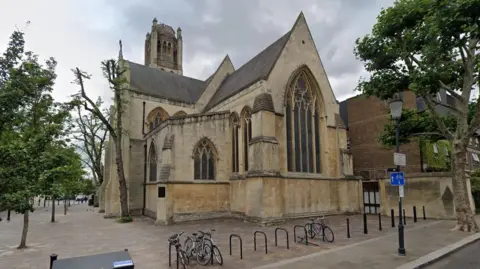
(193, 138, 216, 180)
(241, 107, 252, 172)
(146, 107, 169, 132)
(230, 113, 240, 173)
(285, 70, 322, 173)
(149, 143, 157, 182)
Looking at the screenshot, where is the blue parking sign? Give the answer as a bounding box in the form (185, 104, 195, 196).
(390, 172, 405, 186)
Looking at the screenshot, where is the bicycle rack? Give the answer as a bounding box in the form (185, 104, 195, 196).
(275, 228, 289, 249)
(229, 234, 243, 259)
(293, 225, 309, 246)
(254, 231, 268, 254)
(167, 243, 179, 269)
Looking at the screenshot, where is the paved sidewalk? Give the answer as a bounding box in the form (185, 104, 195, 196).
(253, 220, 469, 269)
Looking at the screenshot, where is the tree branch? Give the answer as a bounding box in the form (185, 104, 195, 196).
(73, 68, 116, 138)
(439, 80, 465, 103)
(430, 98, 462, 114)
(422, 94, 454, 140)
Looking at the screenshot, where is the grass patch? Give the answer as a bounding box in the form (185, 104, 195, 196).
(116, 215, 133, 223)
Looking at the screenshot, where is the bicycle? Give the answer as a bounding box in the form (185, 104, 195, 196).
(305, 215, 335, 243)
(183, 231, 212, 265)
(198, 229, 223, 265)
(168, 232, 189, 269)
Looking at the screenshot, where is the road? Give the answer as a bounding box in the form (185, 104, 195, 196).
(424, 240, 480, 269)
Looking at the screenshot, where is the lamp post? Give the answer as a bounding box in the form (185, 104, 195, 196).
(389, 94, 405, 256)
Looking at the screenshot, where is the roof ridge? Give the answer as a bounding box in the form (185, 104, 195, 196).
(230, 31, 291, 75)
(125, 60, 205, 83)
(203, 31, 292, 111)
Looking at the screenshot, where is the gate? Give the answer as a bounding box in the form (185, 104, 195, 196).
(363, 181, 380, 214)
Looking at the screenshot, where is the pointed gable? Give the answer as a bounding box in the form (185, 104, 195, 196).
(203, 31, 291, 111)
(196, 55, 235, 111)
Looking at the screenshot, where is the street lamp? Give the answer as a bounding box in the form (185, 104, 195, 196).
(389, 94, 405, 256)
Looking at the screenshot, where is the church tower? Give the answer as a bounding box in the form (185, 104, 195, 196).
(144, 18, 183, 75)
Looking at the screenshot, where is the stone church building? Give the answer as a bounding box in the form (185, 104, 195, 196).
(101, 12, 360, 225)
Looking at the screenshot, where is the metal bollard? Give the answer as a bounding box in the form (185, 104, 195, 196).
(423, 206, 426, 220)
(391, 209, 395, 227)
(413, 206, 417, 223)
(378, 213, 382, 231)
(49, 254, 58, 269)
(7, 210, 11, 221)
(347, 218, 350, 238)
(363, 213, 368, 234)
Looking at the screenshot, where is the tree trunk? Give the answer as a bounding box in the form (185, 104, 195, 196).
(114, 87, 128, 218)
(64, 198, 67, 215)
(114, 137, 129, 217)
(43, 198, 46, 207)
(51, 196, 55, 223)
(452, 143, 479, 232)
(18, 211, 29, 249)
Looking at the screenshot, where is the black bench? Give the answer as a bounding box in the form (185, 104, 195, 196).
(51, 250, 134, 269)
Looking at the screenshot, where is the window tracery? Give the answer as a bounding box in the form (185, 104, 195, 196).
(286, 71, 321, 173)
(146, 107, 169, 132)
(193, 138, 216, 180)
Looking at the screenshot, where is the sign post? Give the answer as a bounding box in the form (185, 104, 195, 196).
(390, 171, 405, 255)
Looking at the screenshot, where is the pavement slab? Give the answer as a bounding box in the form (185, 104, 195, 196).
(0, 203, 472, 269)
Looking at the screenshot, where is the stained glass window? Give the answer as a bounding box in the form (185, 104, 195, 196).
(193, 138, 216, 180)
(286, 71, 321, 173)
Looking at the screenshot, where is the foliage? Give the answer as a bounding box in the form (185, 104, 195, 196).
(73, 98, 107, 184)
(0, 29, 83, 248)
(421, 139, 451, 171)
(116, 215, 133, 223)
(40, 144, 86, 199)
(81, 179, 97, 195)
(355, 0, 480, 231)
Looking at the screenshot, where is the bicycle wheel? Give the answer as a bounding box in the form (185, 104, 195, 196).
(183, 238, 194, 257)
(212, 245, 223, 265)
(313, 223, 322, 238)
(203, 238, 213, 249)
(178, 250, 189, 269)
(196, 243, 212, 266)
(305, 223, 316, 239)
(323, 226, 335, 243)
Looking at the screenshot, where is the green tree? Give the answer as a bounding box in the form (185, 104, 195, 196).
(73, 58, 130, 218)
(355, 0, 480, 231)
(0, 29, 73, 248)
(39, 143, 85, 221)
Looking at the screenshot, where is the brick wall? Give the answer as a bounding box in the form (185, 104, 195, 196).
(345, 92, 422, 176)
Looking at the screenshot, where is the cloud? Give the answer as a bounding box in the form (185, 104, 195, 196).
(0, 0, 396, 105)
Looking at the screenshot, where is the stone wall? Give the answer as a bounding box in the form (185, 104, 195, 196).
(378, 172, 475, 219)
(230, 177, 361, 224)
(169, 182, 230, 222)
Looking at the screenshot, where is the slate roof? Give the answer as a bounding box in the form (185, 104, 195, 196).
(127, 60, 206, 104)
(339, 100, 349, 128)
(203, 31, 292, 111)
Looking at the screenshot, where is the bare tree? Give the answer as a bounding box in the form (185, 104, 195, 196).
(73, 97, 107, 184)
(72, 59, 129, 218)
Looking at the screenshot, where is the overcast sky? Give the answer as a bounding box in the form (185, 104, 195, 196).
(0, 0, 395, 104)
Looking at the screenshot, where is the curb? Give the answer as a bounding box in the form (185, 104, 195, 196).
(396, 232, 480, 269)
(252, 221, 444, 269)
